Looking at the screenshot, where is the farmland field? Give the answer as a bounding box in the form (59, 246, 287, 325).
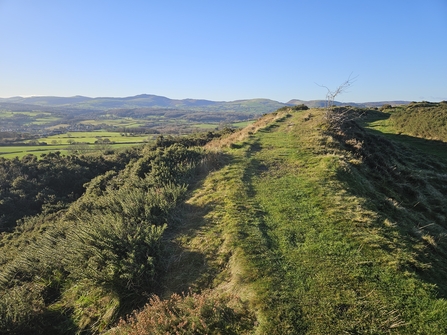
(0, 146, 70, 159)
(38, 131, 150, 143)
(79, 119, 148, 127)
(0, 100, 259, 158)
(0, 111, 62, 126)
(0, 130, 152, 158)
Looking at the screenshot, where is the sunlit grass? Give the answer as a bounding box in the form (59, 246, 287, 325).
(365, 117, 395, 133)
(0, 111, 53, 117)
(0, 111, 15, 117)
(0, 146, 69, 158)
(0, 135, 150, 158)
(232, 120, 255, 128)
(38, 131, 149, 144)
(362, 109, 447, 159)
(193, 123, 218, 129)
(157, 109, 447, 333)
(0, 111, 61, 126)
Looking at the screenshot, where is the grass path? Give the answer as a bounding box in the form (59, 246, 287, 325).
(166, 109, 447, 334)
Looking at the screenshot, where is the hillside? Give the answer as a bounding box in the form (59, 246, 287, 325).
(0, 94, 410, 137)
(0, 95, 288, 135)
(0, 95, 287, 113)
(1, 105, 447, 334)
(0, 94, 409, 114)
(379, 101, 447, 141)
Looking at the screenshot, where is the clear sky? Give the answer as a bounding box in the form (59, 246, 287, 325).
(0, 0, 446, 102)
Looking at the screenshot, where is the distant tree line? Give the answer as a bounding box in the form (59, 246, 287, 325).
(0, 132, 37, 145)
(0, 150, 140, 232)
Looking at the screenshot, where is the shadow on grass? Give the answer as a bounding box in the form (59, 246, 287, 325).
(367, 128, 447, 160)
(242, 158, 274, 250)
(361, 110, 447, 160)
(155, 152, 234, 296)
(5, 308, 78, 335)
(158, 202, 220, 296)
(335, 118, 447, 298)
(239, 140, 308, 333)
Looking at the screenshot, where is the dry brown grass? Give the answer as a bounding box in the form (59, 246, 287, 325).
(108, 291, 255, 335)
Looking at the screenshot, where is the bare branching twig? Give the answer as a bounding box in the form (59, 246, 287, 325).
(316, 73, 358, 130)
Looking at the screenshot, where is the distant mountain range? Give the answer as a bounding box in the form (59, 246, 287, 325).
(0, 94, 410, 114)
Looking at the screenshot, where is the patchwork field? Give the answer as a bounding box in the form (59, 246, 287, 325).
(0, 112, 254, 158)
(0, 131, 151, 158)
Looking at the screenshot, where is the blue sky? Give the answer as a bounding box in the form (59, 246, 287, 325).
(0, 0, 446, 102)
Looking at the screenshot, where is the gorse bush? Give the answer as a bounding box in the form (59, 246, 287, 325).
(0, 282, 46, 334)
(0, 143, 207, 334)
(66, 214, 166, 300)
(64, 181, 188, 303)
(130, 143, 203, 183)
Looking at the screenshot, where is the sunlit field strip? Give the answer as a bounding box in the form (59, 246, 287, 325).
(0, 142, 149, 159)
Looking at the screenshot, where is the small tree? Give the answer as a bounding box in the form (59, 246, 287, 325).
(318, 73, 358, 129)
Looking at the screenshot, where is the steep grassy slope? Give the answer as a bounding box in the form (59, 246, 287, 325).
(112, 108, 447, 334)
(388, 101, 447, 141)
(364, 101, 447, 159)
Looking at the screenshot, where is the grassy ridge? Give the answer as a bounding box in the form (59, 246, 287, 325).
(117, 108, 447, 333)
(366, 101, 447, 143)
(228, 111, 447, 333)
(389, 101, 447, 141)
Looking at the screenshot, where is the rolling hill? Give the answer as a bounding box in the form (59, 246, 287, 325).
(0, 94, 409, 112)
(1, 103, 446, 334)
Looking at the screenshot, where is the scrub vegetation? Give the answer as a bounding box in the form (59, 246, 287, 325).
(1, 102, 446, 334)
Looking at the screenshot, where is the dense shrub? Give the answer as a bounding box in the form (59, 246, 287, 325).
(0, 148, 140, 231)
(277, 104, 309, 112)
(0, 143, 207, 334)
(291, 104, 309, 111)
(379, 104, 392, 111)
